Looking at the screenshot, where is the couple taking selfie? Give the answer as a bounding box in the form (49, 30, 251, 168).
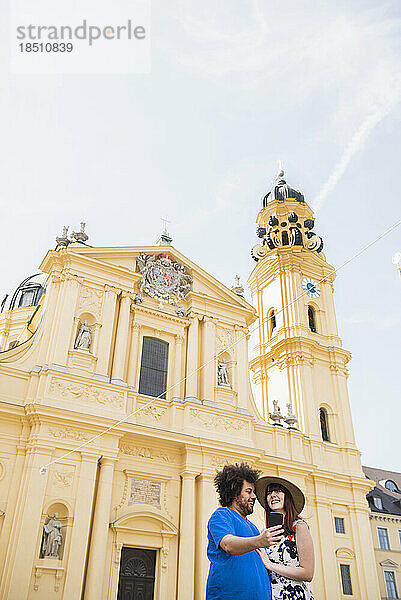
(206, 463, 315, 600)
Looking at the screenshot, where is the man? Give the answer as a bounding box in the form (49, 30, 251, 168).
(206, 463, 284, 600)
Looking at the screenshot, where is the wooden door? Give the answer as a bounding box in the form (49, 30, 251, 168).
(117, 547, 156, 600)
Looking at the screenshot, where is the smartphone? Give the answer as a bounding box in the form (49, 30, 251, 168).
(268, 512, 284, 528)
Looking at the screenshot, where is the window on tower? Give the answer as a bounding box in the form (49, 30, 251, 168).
(308, 305, 317, 333)
(268, 309, 277, 337)
(319, 407, 330, 441)
(138, 336, 169, 399)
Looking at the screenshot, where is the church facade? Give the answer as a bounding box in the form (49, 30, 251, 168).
(0, 179, 381, 599)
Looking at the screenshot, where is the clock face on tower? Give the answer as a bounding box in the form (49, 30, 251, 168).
(302, 277, 321, 298)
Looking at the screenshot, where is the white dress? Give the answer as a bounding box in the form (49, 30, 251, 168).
(266, 519, 315, 600)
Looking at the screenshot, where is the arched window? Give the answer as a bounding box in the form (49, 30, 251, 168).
(308, 305, 317, 333)
(320, 407, 330, 441)
(139, 337, 169, 399)
(385, 480, 399, 493)
(268, 309, 277, 336)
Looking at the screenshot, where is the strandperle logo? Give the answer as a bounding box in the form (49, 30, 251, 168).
(16, 20, 146, 46)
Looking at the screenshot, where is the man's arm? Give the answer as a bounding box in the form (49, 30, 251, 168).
(220, 525, 284, 556)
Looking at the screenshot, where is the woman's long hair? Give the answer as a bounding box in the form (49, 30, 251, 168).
(265, 484, 300, 537)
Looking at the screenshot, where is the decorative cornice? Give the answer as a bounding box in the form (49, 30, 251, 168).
(47, 426, 92, 442)
(48, 377, 125, 409)
(120, 291, 133, 300)
(119, 443, 177, 463)
(370, 513, 401, 524)
(189, 408, 248, 433)
(132, 304, 190, 326)
(104, 284, 120, 294)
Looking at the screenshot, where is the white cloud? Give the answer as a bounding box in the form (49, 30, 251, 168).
(176, 2, 401, 208)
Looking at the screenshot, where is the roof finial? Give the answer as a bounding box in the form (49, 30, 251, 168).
(71, 222, 89, 244)
(231, 274, 244, 297)
(157, 216, 173, 246)
(56, 226, 70, 248)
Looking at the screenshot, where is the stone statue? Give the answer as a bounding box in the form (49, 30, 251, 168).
(74, 320, 92, 350)
(217, 359, 229, 386)
(71, 222, 89, 243)
(41, 513, 63, 558)
(56, 226, 70, 247)
(269, 399, 283, 425)
(284, 402, 298, 428)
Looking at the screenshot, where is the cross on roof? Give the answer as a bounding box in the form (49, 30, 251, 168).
(161, 216, 170, 232)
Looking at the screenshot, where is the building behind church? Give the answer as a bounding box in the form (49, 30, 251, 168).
(363, 466, 401, 600)
(0, 179, 383, 599)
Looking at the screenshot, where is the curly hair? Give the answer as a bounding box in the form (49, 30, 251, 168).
(214, 463, 261, 507)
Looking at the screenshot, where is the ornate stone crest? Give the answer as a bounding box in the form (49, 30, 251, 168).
(135, 253, 192, 305)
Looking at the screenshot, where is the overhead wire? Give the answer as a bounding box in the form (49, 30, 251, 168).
(35, 217, 401, 473)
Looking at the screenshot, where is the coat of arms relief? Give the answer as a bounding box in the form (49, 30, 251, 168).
(135, 253, 193, 314)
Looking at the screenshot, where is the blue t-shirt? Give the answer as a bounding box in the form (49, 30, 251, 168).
(206, 507, 271, 600)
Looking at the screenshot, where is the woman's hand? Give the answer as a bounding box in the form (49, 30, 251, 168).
(256, 548, 273, 571)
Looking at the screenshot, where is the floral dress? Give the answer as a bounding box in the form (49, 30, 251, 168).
(266, 519, 315, 600)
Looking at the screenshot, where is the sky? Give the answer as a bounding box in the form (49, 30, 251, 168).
(1, 0, 400, 470)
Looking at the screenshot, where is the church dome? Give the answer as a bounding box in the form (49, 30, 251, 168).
(263, 178, 305, 207)
(1, 273, 47, 313)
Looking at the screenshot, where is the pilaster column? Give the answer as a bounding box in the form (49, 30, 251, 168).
(0, 314, 10, 351)
(172, 334, 184, 398)
(178, 471, 197, 600)
(349, 507, 380, 599)
(0, 444, 26, 583)
(38, 273, 63, 365)
(52, 276, 81, 367)
(95, 285, 119, 381)
(111, 292, 131, 384)
(84, 457, 116, 600)
(201, 317, 216, 403)
(63, 454, 99, 598)
(2, 447, 52, 600)
(331, 368, 356, 445)
(127, 321, 141, 388)
(236, 325, 249, 410)
(313, 498, 339, 598)
(185, 315, 200, 400)
(195, 474, 218, 600)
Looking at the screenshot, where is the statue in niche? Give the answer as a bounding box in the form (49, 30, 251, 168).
(41, 513, 63, 558)
(74, 320, 92, 350)
(217, 359, 230, 386)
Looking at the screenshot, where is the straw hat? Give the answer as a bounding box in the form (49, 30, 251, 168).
(255, 476, 305, 514)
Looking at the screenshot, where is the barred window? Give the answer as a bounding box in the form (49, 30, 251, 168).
(340, 564, 353, 595)
(138, 337, 169, 399)
(334, 517, 345, 534)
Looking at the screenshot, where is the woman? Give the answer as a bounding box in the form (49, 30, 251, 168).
(255, 476, 315, 600)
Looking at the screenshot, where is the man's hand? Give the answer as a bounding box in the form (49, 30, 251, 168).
(257, 524, 284, 548)
(219, 524, 284, 555)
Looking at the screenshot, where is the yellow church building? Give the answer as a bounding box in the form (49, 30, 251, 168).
(0, 176, 381, 599)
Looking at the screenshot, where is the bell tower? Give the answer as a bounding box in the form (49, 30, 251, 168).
(248, 173, 356, 447)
